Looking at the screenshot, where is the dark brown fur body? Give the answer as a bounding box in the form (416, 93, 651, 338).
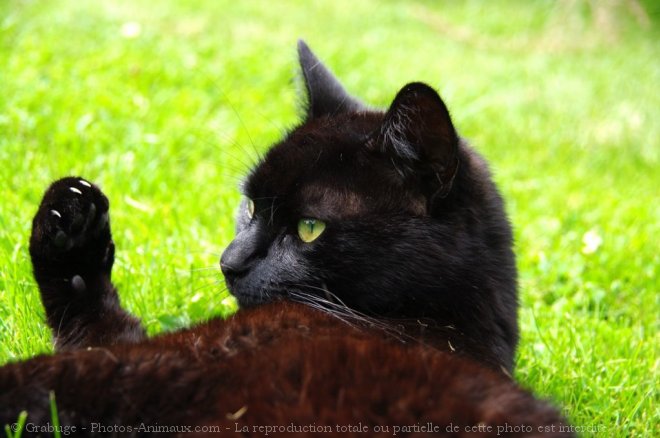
(1, 302, 571, 437)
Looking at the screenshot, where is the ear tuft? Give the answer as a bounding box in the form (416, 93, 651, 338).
(297, 40, 365, 120)
(377, 82, 460, 200)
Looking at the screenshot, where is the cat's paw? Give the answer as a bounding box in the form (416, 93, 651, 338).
(30, 177, 114, 276)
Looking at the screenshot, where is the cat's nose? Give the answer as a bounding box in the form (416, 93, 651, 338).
(220, 231, 259, 283)
(219, 261, 244, 284)
(220, 249, 249, 282)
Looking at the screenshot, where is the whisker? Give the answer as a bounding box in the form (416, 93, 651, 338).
(189, 280, 228, 296)
(189, 266, 222, 272)
(285, 284, 436, 347)
(216, 89, 262, 165)
(286, 286, 376, 329)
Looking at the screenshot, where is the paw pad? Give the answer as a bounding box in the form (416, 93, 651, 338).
(53, 231, 69, 248)
(35, 176, 111, 254)
(71, 275, 87, 293)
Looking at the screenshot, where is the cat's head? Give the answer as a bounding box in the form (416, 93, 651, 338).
(220, 41, 515, 332)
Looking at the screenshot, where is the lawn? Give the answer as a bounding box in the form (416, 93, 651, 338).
(0, 0, 657, 435)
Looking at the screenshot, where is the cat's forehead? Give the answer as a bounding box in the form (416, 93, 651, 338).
(244, 114, 425, 218)
(246, 115, 375, 195)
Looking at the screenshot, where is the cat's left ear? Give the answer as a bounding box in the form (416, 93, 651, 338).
(297, 40, 366, 119)
(373, 82, 460, 201)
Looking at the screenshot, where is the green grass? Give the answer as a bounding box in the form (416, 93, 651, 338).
(1, 0, 657, 435)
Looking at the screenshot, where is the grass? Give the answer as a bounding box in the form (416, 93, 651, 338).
(0, 0, 657, 435)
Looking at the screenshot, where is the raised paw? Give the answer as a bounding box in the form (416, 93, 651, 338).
(28, 177, 145, 349)
(30, 176, 114, 278)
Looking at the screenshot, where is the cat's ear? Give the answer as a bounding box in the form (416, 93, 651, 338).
(374, 82, 460, 200)
(297, 40, 365, 119)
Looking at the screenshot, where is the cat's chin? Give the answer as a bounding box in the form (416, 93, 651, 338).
(231, 289, 277, 308)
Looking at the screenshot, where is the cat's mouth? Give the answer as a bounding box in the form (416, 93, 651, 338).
(231, 288, 276, 308)
(231, 279, 342, 310)
(228, 278, 290, 309)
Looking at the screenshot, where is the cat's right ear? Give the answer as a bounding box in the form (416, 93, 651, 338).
(297, 40, 365, 120)
(372, 82, 460, 202)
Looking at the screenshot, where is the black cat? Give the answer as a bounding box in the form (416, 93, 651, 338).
(0, 41, 570, 437)
(223, 41, 518, 372)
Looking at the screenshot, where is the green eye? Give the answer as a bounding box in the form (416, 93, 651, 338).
(247, 199, 255, 219)
(297, 218, 326, 243)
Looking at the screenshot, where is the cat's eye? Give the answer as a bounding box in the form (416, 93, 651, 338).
(297, 218, 326, 243)
(246, 199, 255, 219)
